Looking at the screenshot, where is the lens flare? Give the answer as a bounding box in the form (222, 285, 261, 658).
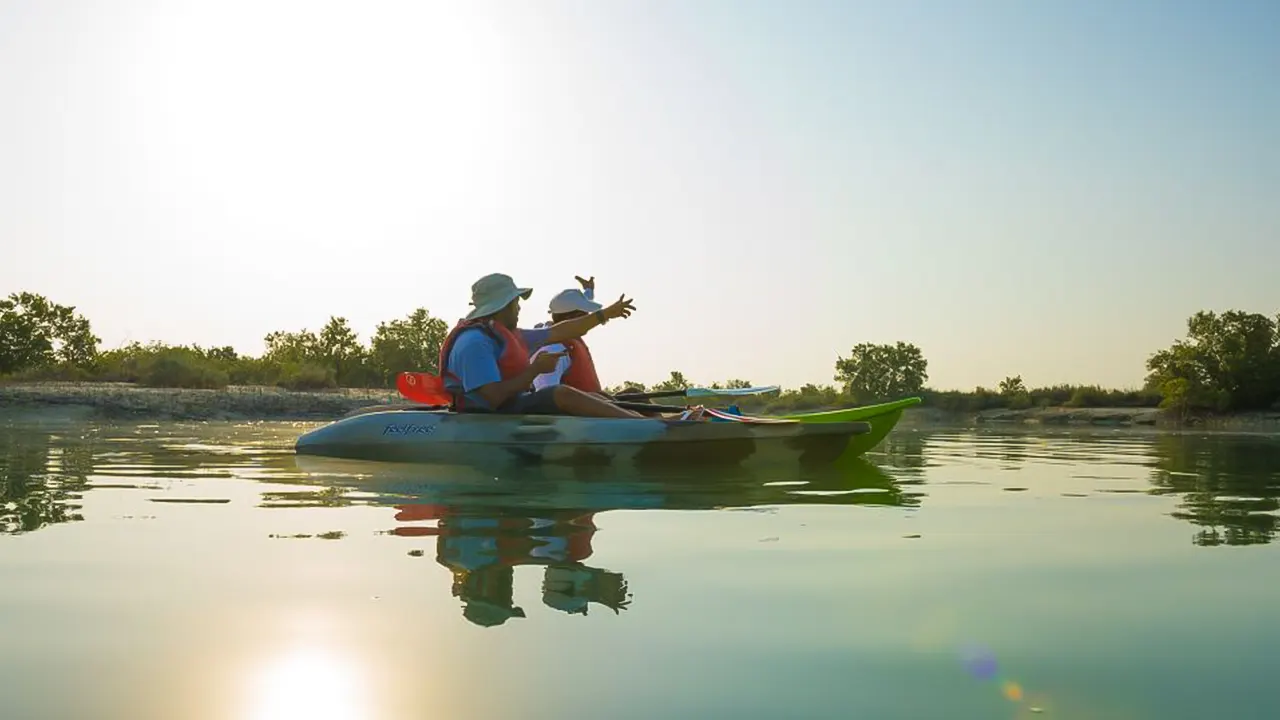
(1003, 680, 1024, 702)
(958, 643, 998, 681)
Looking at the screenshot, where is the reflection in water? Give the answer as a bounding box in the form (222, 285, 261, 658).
(292, 453, 919, 628)
(392, 506, 629, 626)
(246, 644, 367, 720)
(1148, 434, 1280, 547)
(0, 428, 94, 533)
(875, 430, 927, 473)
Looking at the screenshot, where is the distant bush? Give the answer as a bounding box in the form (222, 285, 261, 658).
(135, 348, 229, 389)
(276, 363, 336, 391)
(0, 363, 94, 383)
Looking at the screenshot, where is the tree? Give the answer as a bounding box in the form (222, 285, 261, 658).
(317, 316, 366, 384)
(262, 329, 321, 365)
(1145, 310, 1280, 412)
(652, 371, 690, 393)
(998, 375, 1032, 409)
(834, 342, 928, 402)
(0, 292, 100, 374)
(369, 308, 448, 384)
(999, 375, 1027, 396)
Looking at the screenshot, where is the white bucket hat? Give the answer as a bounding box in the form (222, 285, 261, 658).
(465, 273, 533, 321)
(548, 288, 603, 315)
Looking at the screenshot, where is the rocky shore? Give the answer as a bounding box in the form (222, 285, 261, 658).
(3, 382, 1278, 432)
(0, 382, 403, 422)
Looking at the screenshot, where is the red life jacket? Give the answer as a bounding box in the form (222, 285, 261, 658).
(559, 337, 602, 393)
(436, 319, 532, 409)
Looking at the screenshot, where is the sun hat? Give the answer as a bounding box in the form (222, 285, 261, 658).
(548, 288, 603, 315)
(465, 273, 533, 321)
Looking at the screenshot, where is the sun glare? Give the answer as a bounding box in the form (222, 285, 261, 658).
(246, 645, 369, 720)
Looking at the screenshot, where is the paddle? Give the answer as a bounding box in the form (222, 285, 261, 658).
(613, 385, 780, 401)
(395, 371, 453, 406)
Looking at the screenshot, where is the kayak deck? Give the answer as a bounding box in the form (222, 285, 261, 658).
(295, 407, 872, 469)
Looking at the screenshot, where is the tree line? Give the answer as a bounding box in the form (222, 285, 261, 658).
(2, 291, 1278, 416)
(0, 291, 447, 390)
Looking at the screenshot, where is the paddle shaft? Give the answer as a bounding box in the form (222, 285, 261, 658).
(615, 386, 777, 402)
(613, 400, 688, 413)
(615, 390, 678, 401)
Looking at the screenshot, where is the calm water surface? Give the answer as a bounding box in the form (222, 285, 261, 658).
(2, 418, 1279, 720)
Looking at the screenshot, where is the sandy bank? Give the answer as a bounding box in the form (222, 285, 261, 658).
(0, 382, 402, 421)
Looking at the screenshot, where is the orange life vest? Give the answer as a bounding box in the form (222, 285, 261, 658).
(560, 337, 602, 393)
(437, 319, 531, 409)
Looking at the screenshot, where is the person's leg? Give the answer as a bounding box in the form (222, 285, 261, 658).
(498, 386, 646, 418)
(552, 385, 647, 418)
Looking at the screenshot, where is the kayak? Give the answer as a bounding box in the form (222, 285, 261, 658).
(779, 396, 922, 458)
(294, 407, 872, 470)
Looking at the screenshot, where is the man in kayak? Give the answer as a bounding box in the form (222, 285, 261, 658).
(531, 275, 606, 395)
(439, 273, 649, 418)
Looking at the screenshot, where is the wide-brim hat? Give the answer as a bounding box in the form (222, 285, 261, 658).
(465, 273, 533, 321)
(548, 288, 603, 315)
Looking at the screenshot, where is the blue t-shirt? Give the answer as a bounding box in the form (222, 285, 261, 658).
(444, 325, 552, 409)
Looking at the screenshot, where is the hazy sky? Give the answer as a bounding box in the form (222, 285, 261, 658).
(3, 0, 1277, 391)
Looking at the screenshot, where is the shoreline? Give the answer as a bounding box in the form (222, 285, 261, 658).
(0, 381, 403, 422)
(2, 381, 1279, 432)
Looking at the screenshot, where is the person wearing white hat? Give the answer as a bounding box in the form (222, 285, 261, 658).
(531, 275, 608, 395)
(437, 273, 645, 418)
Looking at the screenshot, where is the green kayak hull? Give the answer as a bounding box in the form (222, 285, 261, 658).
(295, 408, 873, 471)
(779, 397, 922, 458)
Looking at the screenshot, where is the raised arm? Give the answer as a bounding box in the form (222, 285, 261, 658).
(546, 294, 636, 344)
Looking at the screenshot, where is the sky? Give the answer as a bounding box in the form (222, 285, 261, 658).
(2, 0, 1277, 391)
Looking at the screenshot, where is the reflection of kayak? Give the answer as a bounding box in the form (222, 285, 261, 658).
(779, 397, 921, 458)
(294, 408, 872, 470)
(289, 450, 922, 514)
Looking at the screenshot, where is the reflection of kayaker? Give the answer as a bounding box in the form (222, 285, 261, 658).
(391, 504, 632, 626)
(542, 565, 630, 616)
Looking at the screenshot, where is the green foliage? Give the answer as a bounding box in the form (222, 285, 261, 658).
(369, 308, 448, 384)
(4, 291, 1276, 421)
(651, 371, 690, 393)
(834, 342, 928, 402)
(1145, 310, 1280, 412)
(136, 348, 230, 389)
(275, 363, 337, 391)
(999, 375, 1026, 396)
(0, 292, 100, 374)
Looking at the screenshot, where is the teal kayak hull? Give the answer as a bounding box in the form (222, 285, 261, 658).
(294, 407, 872, 470)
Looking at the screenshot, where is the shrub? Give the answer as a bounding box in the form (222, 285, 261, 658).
(276, 363, 336, 391)
(136, 349, 229, 389)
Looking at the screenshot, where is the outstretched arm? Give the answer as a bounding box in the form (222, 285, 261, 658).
(546, 294, 636, 343)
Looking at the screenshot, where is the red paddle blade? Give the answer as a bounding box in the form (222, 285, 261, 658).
(396, 372, 453, 405)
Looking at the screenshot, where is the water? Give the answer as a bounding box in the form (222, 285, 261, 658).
(2, 419, 1278, 720)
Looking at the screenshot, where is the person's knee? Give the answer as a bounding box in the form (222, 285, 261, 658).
(551, 384, 578, 407)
